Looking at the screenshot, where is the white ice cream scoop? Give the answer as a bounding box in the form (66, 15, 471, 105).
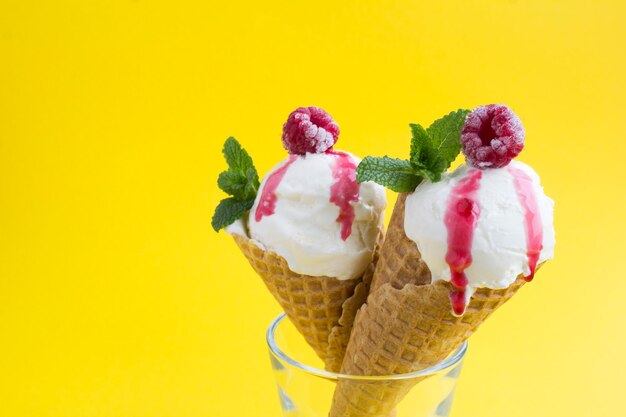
(404, 160, 555, 312)
(240, 151, 386, 280)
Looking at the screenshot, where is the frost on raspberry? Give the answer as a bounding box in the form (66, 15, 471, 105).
(461, 104, 525, 169)
(281, 106, 340, 155)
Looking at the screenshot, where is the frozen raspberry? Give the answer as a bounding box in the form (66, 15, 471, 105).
(461, 104, 525, 169)
(281, 107, 340, 155)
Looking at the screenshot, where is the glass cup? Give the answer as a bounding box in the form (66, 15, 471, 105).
(267, 313, 467, 417)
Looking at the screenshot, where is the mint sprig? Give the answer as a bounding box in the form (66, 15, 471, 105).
(212, 137, 260, 231)
(356, 109, 470, 192)
(357, 156, 423, 192)
(212, 197, 255, 231)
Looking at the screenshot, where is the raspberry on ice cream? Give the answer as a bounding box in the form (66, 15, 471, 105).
(281, 106, 340, 155)
(461, 104, 525, 169)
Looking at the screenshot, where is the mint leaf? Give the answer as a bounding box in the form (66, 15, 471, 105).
(410, 123, 443, 182)
(409, 123, 430, 163)
(213, 137, 260, 232)
(223, 136, 255, 174)
(417, 152, 445, 182)
(244, 167, 259, 198)
(211, 197, 254, 232)
(217, 171, 248, 199)
(217, 168, 259, 200)
(356, 156, 422, 192)
(408, 109, 470, 183)
(426, 109, 470, 168)
(413, 163, 440, 183)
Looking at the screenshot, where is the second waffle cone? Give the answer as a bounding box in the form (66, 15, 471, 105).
(329, 193, 528, 417)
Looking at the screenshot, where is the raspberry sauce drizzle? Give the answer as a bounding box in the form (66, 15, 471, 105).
(254, 155, 298, 222)
(444, 169, 483, 316)
(508, 165, 543, 281)
(327, 150, 359, 241)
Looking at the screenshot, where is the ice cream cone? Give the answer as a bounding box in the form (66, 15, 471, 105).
(328, 194, 531, 417)
(232, 232, 380, 372)
(330, 277, 527, 417)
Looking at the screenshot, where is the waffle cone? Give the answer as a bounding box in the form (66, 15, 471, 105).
(329, 194, 531, 417)
(232, 232, 380, 372)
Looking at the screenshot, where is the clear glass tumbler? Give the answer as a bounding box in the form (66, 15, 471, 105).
(267, 313, 467, 417)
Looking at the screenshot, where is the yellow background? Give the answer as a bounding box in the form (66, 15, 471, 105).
(1, 1, 624, 416)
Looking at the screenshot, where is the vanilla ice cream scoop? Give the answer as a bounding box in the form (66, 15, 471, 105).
(225, 106, 386, 280)
(404, 160, 555, 313)
(245, 151, 386, 280)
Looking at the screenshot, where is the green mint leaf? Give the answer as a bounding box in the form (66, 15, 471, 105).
(408, 109, 470, 184)
(213, 137, 260, 232)
(222, 136, 256, 175)
(356, 156, 422, 192)
(417, 152, 446, 182)
(410, 123, 444, 182)
(409, 123, 430, 163)
(244, 167, 260, 198)
(211, 197, 254, 232)
(413, 164, 441, 183)
(426, 109, 471, 168)
(217, 171, 248, 199)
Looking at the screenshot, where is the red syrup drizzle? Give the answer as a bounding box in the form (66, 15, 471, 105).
(444, 169, 483, 316)
(254, 155, 298, 222)
(326, 150, 360, 241)
(508, 165, 543, 281)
